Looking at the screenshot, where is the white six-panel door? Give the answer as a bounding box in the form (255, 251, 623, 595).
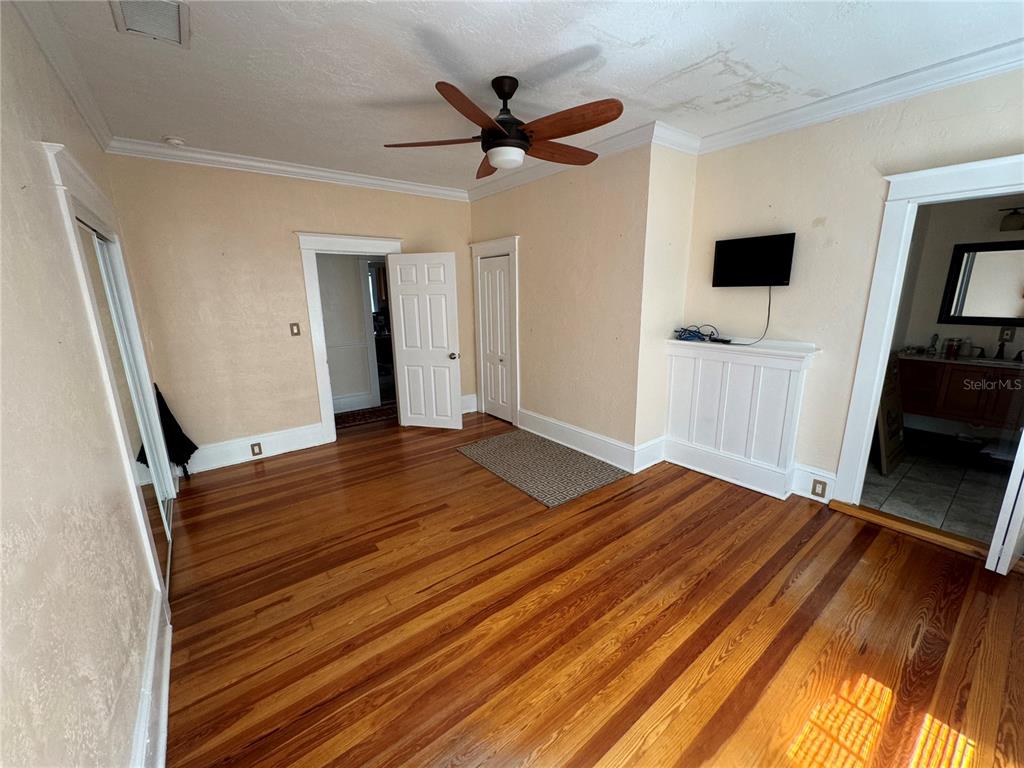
(479, 255, 513, 422)
(387, 252, 462, 429)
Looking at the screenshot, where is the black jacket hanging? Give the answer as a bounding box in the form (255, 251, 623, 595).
(137, 384, 199, 478)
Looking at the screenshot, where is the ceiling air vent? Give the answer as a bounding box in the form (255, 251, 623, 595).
(110, 1, 190, 48)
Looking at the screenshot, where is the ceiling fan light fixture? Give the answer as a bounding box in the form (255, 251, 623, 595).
(486, 146, 525, 170)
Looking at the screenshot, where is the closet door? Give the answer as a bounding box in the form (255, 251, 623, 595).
(79, 224, 175, 586)
(479, 255, 513, 422)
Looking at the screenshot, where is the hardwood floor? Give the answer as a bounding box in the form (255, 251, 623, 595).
(168, 413, 1024, 767)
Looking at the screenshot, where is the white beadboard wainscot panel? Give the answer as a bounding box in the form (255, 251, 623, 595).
(664, 339, 819, 498)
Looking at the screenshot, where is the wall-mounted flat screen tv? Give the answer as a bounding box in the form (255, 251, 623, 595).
(712, 233, 795, 287)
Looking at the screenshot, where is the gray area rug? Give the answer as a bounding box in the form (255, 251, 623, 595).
(458, 429, 628, 507)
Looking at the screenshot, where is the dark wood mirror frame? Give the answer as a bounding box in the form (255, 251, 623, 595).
(937, 239, 1024, 327)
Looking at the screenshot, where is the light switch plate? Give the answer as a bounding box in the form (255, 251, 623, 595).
(289, 322, 301, 336)
(250, 442, 263, 457)
(1000, 326, 1016, 343)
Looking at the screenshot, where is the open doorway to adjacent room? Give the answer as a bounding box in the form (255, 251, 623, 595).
(863, 194, 1023, 543)
(315, 253, 398, 430)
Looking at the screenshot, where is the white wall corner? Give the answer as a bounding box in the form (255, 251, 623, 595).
(15, 2, 114, 150)
(632, 437, 666, 473)
(651, 122, 702, 155)
(791, 464, 838, 503)
(461, 393, 478, 413)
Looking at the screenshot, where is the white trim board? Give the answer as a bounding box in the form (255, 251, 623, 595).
(107, 138, 469, 202)
(187, 421, 333, 475)
(333, 392, 378, 413)
(461, 394, 478, 414)
(130, 598, 171, 768)
(517, 408, 664, 474)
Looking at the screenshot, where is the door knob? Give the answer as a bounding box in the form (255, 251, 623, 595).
(499, 358, 504, 362)
(449, 352, 460, 360)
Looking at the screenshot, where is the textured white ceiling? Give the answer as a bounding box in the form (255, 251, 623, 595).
(50, 1, 1024, 189)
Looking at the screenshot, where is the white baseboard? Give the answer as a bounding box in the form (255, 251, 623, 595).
(461, 393, 477, 414)
(187, 421, 334, 475)
(516, 408, 660, 473)
(332, 391, 378, 413)
(662, 438, 791, 499)
(131, 599, 171, 767)
(791, 464, 838, 503)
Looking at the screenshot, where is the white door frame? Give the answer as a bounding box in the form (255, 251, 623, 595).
(833, 153, 1024, 569)
(298, 233, 402, 439)
(471, 236, 520, 426)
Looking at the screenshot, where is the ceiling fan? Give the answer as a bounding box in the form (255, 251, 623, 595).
(384, 76, 624, 179)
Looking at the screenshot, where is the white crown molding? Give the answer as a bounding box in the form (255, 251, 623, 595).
(699, 39, 1024, 154)
(14, 1, 114, 150)
(652, 122, 702, 155)
(106, 137, 470, 202)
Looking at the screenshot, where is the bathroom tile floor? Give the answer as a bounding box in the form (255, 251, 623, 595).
(862, 446, 1012, 543)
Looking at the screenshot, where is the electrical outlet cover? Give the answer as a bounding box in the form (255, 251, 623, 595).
(251, 442, 263, 456)
(811, 479, 827, 498)
(1000, 326, 1016, 343)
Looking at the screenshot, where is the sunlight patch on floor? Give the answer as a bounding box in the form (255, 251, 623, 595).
(909, 714, 975, 768)
(787, 675, 976, 768)
(787, 674, 893, 768)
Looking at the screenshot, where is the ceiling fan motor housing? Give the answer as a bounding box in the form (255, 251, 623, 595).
(484, 75, 530, 152)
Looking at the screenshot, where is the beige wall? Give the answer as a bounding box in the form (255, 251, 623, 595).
(107, 157, 473, 445)
(685, 70, 1024, 473)
(635, 144, 698, 444)
(1, 7, 155, 767)
(897, 194, 1024, 354)
(470, 147, 653, 443)
(316, 254, 372, 400)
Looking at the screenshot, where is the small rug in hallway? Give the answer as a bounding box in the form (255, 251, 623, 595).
(336, 404, 398, 429)
(458, 429, 628, 507)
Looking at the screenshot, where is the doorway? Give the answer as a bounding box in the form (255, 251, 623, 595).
(314, 252, 400, 429)
(835, 154, 1024, 573)
(299, 233, 403, 441)
(472, 236, 520, 425)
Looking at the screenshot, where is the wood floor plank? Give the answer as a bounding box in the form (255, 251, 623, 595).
(166, 413, 1024, 767)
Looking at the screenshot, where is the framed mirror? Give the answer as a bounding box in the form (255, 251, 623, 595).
(938, 240, 1024, 326)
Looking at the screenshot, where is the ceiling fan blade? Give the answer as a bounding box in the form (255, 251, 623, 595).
(476, 156, 497, 179)
(436, 82, 507, 134)
(527, 140, 598, 166)
(384, 137, 480, 148)
(522, 98, 624, 141)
